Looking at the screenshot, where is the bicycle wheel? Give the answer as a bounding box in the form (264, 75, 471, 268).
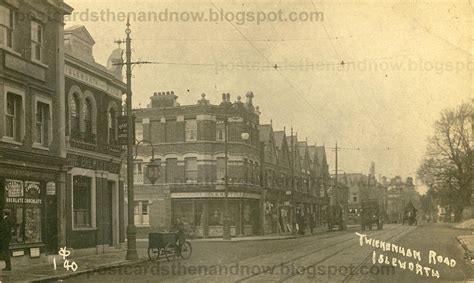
(180, 241, 192, 259)
(147, 247, 160, 261)
(164, 243, 176, 261)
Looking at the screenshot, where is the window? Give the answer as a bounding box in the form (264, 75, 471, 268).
(31, 21, 43, 62)
(185, 119, 197, 141)
(5, 92, 22, 141)
(73, 176, 92, 228)
(0, 6, 13, 48)
(70, 94, 80, 136)
(135, 122, 143, 141)
(185, 158, 197, 182)
(216, 157, 225, 182)
(5, 180, 42, 244)
(84, 98, 93, 137)
(35, 102, 50, 146)
(134, 201, 149, 226)
(107, 108, 117, 143)
(353, 196, 358, 202)
(216, 121, 225, 141)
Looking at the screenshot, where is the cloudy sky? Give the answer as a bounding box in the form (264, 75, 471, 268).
(64, 0, 472, 189)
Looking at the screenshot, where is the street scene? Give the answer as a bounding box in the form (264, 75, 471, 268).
(0, 0, 472, 282)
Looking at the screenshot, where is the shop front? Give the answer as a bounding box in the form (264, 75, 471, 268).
(171, 191, 261, 238)
(0, 163, 63, 265)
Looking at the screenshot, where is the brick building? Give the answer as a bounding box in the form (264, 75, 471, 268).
(0, 0, 72, 264)
(63, 25, 126, 254)
(132, 92, 262, 238)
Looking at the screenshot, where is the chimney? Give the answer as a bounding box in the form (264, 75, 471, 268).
(150, 91, 178, 108)
(245, 91, 254, 109)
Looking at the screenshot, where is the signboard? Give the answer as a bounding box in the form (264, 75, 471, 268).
(117, 115, 135, 145)
(6, 179, 23, 197)
(12, 250, 24, 257)
(30, 248, 40, 258)
(285, 191, 292, 195)
(46, 182, 56, 195)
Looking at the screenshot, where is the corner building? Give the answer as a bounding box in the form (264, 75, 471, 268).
(133, 92, 262, 238)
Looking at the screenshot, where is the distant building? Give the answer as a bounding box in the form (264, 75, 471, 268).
(386, 176, 420, 223)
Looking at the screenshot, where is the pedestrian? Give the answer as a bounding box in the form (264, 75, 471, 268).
(1, 209, 13, 271)
(299, 213, 306, 235)
(309, 213, 315, 234)
(173, 217, 185, 255)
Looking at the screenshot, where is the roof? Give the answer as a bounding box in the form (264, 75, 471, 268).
(286, 136, 298, 151)
(315, 146, 327, 166)
(258, 124, 272, 142)
(65, 25, 95, 45)
(273, 131, 285, 148)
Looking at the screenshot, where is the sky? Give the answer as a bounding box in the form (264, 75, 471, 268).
(64, 0, 472, 190)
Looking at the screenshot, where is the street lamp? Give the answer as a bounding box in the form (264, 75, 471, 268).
(135, 139, 161, 185)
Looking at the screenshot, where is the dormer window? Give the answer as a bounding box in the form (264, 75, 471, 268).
(0, 5, 13, 48)
(31, 21, 43, 62)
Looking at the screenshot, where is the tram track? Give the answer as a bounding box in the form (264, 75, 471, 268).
(277, 225, 415, 282)
(234, 225, 401, 282)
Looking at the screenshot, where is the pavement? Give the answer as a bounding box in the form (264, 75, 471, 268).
(457, 233, 474, 261)
(0, 228, 330, 282)
(0, 249, 148, 283)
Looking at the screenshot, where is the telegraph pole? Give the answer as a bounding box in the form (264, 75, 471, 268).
(124, 19, 138, 261)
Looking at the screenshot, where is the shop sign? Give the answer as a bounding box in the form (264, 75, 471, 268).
(30, 248, 40, 258)
(25, 181, 41, 196)
(12, 250, 24, 257)
(6, 198, 42, 204)
(117, 115, 135, 145)
(46, 182, 56, 195)
(285, 191, 292, 195)
(6, 179, 23, 198)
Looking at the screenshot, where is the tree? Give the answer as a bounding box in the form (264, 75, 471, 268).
(417, 103, 472, 222)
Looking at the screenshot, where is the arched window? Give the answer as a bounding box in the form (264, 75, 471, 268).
(108, 108, 117, 143)
(70, 94, 80, 136)
(84, 98, 92, 137)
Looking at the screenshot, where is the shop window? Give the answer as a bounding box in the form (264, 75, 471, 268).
(73, 176, 92, 228)
(0, 5, 13, 48)
(208, 202, 223, 226)
(31, 21, 43, 62)
(5, 92, 22, 142)
(35, 101, 50, 147)
(5, 180, 42, 244)
(185, 119, 197, 141)
(134, 201, 149, 226)
(185, 157, 197, 183)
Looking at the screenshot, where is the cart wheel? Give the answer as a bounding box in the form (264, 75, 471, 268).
(164, 243, 176, 261)
(180, 241, 193, 259)
(148, 247, 160, 261)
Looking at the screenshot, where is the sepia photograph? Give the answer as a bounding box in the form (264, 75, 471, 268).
(0, 0, 472, 282)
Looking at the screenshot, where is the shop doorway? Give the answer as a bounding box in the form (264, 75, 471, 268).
(101, 181, 114, 246)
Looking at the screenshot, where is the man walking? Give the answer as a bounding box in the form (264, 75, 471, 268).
(0, 209, 13, 271)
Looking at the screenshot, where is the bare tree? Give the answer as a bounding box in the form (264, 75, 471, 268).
(417, 103, 472, 221)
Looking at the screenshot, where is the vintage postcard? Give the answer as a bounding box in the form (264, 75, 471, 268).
(0, 0, 472, 282)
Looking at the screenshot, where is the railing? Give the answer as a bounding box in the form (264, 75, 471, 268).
(69, 136, 124, 157)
